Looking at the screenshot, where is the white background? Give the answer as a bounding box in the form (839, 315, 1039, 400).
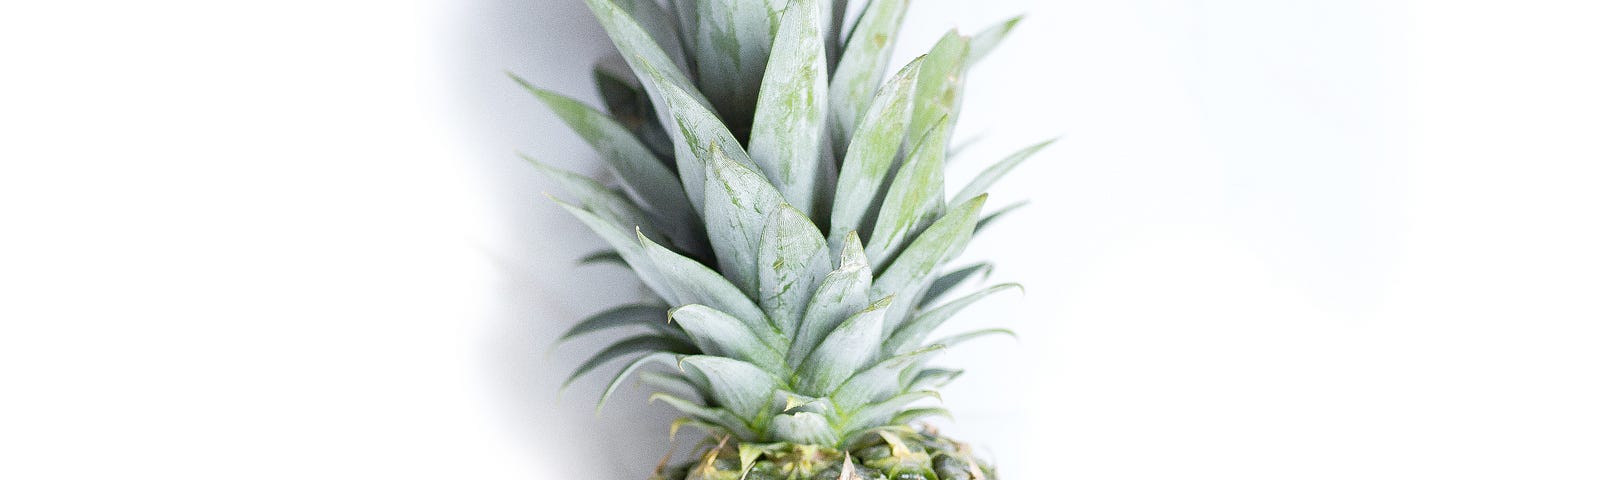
(2, 0, 1598, 478)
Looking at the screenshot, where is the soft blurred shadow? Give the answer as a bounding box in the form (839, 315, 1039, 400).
(442, 0, 685, 477)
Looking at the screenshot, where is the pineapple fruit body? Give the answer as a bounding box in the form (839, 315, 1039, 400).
(653, 430, 994, 480)
(515, 0, 1046, 478)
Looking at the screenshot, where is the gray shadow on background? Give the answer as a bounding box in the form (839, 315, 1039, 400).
(444, 0, 685, 477)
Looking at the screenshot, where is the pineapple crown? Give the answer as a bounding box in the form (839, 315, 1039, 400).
(517, 0, 1048, 448)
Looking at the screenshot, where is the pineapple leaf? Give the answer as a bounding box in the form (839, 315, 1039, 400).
(758, 204, 832, 337)
(906, 368, 963, 391)
(703, 144, 788, 298)
(513, 79, 706, 253)
(583, 0, 711, 131)
(789, 232, 871, 369)
(638, 370, 707, 400)
(919, 262, 994, 308)
(524, 154, 667, 243)
(641, 61, 762, 216)
(831, 345, 943, 412)
(669, 0, 698, 57)
(975, 200, 1028, 234)
(829, 0, 911, 152)
(890, 407, 952, 425)
(770, 411, 840, 445)
(841, 390, 939, 435)
(691, 0, 783, 130)
(599, 352, 686, 414)
(930, 328, 1017, 350)
(651, 392, 757, 439)
(967, 15, 1024, 66)
(908, 30, 970, 144)
(669, 304, 786, 372)
(610, 0, 691, 73)
(680, 355, 781, 420)
(565, 335, 694, 389)
(829, 58, 922, 249)
(796, 296, 892, 396)
(636, 229, 783, 347)
(558, 303, 673, 343)
(950, 138, 1056, 206)
(886, 283, 1022, 356)
(872, 194, 988, 334)
(577, 249, 627, 267)
(553, 198, 675, 302)
(865, 118, 951, 267)
(748, 0, 830, 216)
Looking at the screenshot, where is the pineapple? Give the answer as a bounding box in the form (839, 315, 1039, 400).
(513, 0, 1048, 478)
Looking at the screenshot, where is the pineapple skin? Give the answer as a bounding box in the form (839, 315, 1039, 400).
(652, 430, 996, 480)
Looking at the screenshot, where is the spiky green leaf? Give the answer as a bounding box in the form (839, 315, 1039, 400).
(829, 0, 910, 152)
(886, 283, 1021, 355)
(796, 297, 892, 396)
(669, 304, 785, 371)
(864, 118, 950, 264)
(680, 355, 780, 420)
(968, 15, 1024, 66)
(907, 30, 969, 143)
(950, 138, 1055, 206)
(789, 232, 871, 369)
(831, 345, 942, 411)
(829, 58, 921, 249)
(757, 205, 831, 337)
(565, 335, 694, 388)
(703, 145, 788, 298)
(872, 194, 988, 333)
(636, 230, 783, 347)
(748, 0, 829, 215)
(919, 262, 993, 308)
(558, 303, 673, 343)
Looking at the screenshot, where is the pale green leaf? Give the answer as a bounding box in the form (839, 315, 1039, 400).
(907, 30, 969, 143)
(906, 368, 963, 391)
(669, 304, 785, 371)
(553, 198, 674, 302)
(789, 232, 870, 369)
(558, 303, 673, 343)
(930, 328, 1017, 349)
(640, 62, 763, 216)
(636, 230, 784, 348)
(680, 355, 780, 420)
(702, 144, 787, 298)
(650, 392, 756, 438)
(757, 205, 831, 337)
(748, 0, 829, 216)
(886, 283, 1021, 355)
(524, 154, 666, 243)
(829, 0, 910, 152)
(796, 296, 891, 396)
(864, 117, 950, 264)
(829, 58, 921, 250)
(919, 262, 993, 308)
(968, 15, 1024, 66)
(577, 249, 626, 267)
(871, 194, 987, 334)
(564, 335, 694, 388)
(599, 352, 685, 413)
(612, 0, 690, 73)
(975, 200, 1027, 234)
(950, 138, 1056, 206)
(583, 0, 711, 132)
(841, 390, 938, 435)
(831, 345, 942, 411)
(513, 78, 707, 254)
(769, 411, 840, 445)
(691, 0, 785, 132)
(890, 407, 952, 425)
